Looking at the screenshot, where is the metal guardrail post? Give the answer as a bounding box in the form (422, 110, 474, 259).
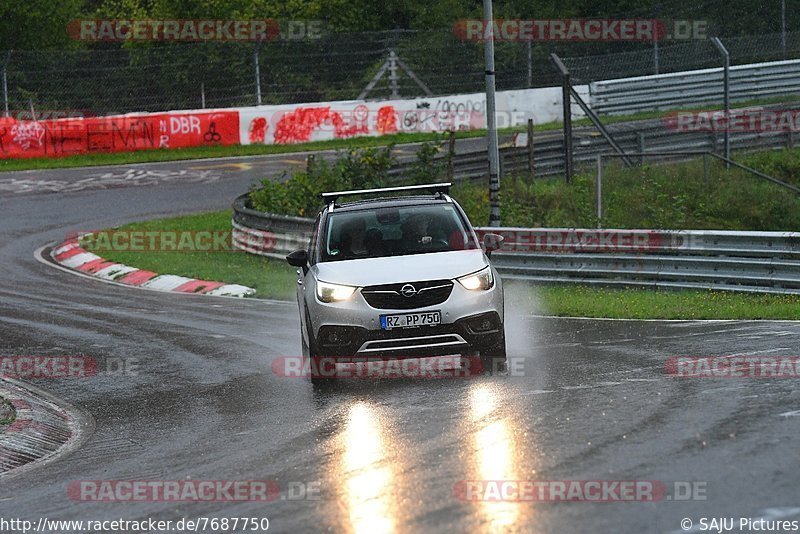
(596, 154, 603, 229)
(550, 54, 573, 184)
(711, 37, 731, 168)
(446, 130, 456, 181)
(638, 132, 645, 166)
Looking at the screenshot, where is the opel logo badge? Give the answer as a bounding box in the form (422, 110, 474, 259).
(400, 284, 417, 298)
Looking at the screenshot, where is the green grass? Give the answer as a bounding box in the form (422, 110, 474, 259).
(0, 398, 15, 426)
(533, 285, 800, 320)
(87, 211, 800, 319)
(7, 93, 800, 173)
(453, 149, 800, 231)
(87, 211, 297, 300)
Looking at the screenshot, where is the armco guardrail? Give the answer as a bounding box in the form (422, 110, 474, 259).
(589, 59, 800, 115)
(231, 194, 314, 260)
(390, 105, 800, 181)
(230, 200, 800, 294)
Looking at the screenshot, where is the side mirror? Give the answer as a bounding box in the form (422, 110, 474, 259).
(286, 249, 309, 271)
(482, 233, 505, 258)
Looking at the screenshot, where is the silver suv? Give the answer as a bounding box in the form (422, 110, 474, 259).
(286, 183, 505, 383)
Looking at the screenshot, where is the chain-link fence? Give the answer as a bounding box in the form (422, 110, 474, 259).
(562, 30, 800, 83)
(2, 29, 800, 116)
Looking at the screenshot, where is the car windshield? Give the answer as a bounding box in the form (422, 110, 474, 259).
(321, 203, 479, 262)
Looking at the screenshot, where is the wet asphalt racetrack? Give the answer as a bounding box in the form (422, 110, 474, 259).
(1, 149, 799, 533)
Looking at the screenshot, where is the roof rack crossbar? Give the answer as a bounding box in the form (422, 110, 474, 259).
(320, 182, 451, 203)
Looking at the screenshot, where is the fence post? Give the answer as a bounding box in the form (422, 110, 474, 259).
(787, 129, 794, 149)
(446, 130, 456, 181)
(307, 154, 315, 177)
(2, 51, 10, 118)
(653, 40, 659, 75)
(527, 118, 535, 176)
(388, 50, 399, 99)
(711, 37, 730, 168)
(200, 83, 206, 109)
(596, 154, 603, 229)
(703, 153, 709, 186)
(550, 53, 573, 184)
(254, 39, 263, 105)
(526, 40, 532, 88)
(638, 132, 645, 166)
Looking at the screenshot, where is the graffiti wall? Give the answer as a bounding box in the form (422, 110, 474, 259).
(237, 86, 588, 146)
(0, 85, 587, 159)
(0, 111, 239, 159)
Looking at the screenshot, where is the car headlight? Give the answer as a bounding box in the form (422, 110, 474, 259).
(316, 281, 357, 303)
(457, 266, 494, 291)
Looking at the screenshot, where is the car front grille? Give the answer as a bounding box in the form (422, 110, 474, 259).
(361, 279, 454, 310)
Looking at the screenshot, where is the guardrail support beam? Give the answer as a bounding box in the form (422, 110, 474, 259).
(550, 53, 573, 184)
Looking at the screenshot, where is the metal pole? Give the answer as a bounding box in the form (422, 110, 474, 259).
(447, 130, 456, 181)
(2, 51, 9, 118)
(550, 54, 574, 182)
(703, 153, 709, 186)
(1, 64, 7, 118)
(526, 40, 532, 88)
(638, 132, 645, 166)
(201, 83, 206, 109)
(527, 118, 535, 176)
(596, 154, 603, 229)
(483, 0, 501, 227)
(654, 40, 659, 75)
(389, 50, 399, 99)
(782, 0, 787, 59)
(711, 37, 730, 168)
(254, 39, 262, 105)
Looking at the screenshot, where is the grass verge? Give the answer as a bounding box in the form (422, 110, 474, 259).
(87, 211, 800, 319)
(84, 211, 297, 301)
(533, 285, 800, 320)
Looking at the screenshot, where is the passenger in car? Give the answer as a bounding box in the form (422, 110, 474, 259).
(339, 218, 367, 258)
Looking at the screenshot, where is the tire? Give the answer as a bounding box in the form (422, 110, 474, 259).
(479, 333, 507, 374)
(302, 309, 334, 386)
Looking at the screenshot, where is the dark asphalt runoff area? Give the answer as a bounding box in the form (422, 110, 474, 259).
(0, 145, 799, 534)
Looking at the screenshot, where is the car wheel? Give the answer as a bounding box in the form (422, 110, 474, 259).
(306, 333, 335, 385)
(479, 333, 507, 374)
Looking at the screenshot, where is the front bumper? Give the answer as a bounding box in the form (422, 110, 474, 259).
(306, 268, 504, 359)
(314, 311, 503, 358)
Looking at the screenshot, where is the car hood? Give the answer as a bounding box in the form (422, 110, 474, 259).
(312, 249, 488, 287)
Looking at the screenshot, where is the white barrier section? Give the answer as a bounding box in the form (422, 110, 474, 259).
(236, 86, 588, 146)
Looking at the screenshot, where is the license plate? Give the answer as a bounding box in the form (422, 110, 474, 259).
(380, 311, 441, 330)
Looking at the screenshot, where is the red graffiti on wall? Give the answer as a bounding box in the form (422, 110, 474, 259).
(0, 112, 239, 160)
(248, 117, 268, 143)
(376, 106, 398, 134)
(272, 106, 400, 144)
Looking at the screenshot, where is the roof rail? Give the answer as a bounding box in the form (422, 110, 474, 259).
(320, 182, 451, 203)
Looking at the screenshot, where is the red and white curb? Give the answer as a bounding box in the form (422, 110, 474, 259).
(50, 238, 255, 298)
(0, 378, 93, 478)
